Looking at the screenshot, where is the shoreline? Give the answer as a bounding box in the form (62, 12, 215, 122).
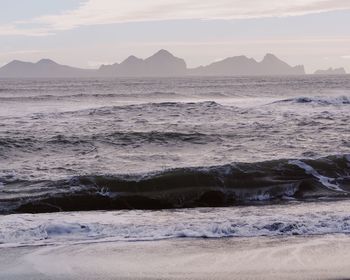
(1, 235, 350, 279)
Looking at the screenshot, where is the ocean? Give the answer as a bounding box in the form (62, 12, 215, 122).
(0, 75, 350, 247)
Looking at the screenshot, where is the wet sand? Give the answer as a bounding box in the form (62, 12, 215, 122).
(1, 235, 350, 280)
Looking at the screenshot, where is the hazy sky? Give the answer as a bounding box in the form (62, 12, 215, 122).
(1, 0, 350, 73)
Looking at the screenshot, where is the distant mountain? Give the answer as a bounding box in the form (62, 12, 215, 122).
(0, 50, 307, 78)
(188, 53, 305, 76)
(0, 59, 96, 78)
(99, 49, 187, 77)
(314, 67, 347, 75)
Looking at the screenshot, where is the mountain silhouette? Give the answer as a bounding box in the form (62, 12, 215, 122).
(314, 67, 347, 75)
(99, 49, 187, 77)
(0, 59, 96, 78)
(0, 50, 310, 77)
(188, 53, 305, 76)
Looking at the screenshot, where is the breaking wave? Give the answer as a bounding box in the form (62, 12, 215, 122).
(1, 154, 349, 214)
(272, 95, 350, 106)
(2, 200, 350, 247)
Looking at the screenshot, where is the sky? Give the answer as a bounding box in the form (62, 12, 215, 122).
(0, 0, 350, 73)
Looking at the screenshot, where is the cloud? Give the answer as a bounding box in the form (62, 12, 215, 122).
(0, 24, 52, 36)
(341, 55, 350, 59)
(1, 0, 350, 36)
(0, 49, 44, 56)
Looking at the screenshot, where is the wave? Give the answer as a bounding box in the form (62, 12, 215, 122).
(2, 200, 350, 246)
(81, 100, 225, 113)
(0, 91, 183, 102)
(1, 154, 349, 214)
(28, 101, 228, 119)
(271, 96, 350, 106)
(0, 131, 223, 152)
(98, 131, 220, 145)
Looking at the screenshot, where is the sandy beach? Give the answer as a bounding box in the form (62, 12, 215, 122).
(1, 235, 350, 279)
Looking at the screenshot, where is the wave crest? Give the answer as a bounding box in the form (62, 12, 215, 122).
(1, 154, 349, 214)
(272, 96, 350, 106)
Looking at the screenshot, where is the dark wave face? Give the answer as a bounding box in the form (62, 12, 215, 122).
(272, 96, 350, 105)
(1, 155, 349, 214)
(0, 76, 350, 214)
